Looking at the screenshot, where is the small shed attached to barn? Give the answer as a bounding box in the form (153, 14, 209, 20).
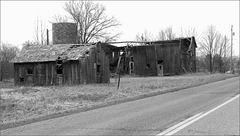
(11, 42, 110, 86)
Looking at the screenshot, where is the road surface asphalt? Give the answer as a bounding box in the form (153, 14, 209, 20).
(1, 77, 239, 135)
(173, 96, 239, 135)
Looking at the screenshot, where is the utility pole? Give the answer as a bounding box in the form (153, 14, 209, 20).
(0, 43, 2, 81)
(224, 35, 227, 72)
(47, 29, 49, 45)
(224, 35, 226, 58)
(230, 25, 234, 73)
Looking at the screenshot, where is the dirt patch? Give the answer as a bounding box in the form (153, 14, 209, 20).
(0, 73, 237, 124)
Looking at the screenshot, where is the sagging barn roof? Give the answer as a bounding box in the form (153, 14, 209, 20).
(12, 43, 97, 63)
(105, 37, 197, 47)
(149, 37, 197, 47)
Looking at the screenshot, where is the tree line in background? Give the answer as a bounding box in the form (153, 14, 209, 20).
(0, 43, 19, 81)
(198, 25, 232, 73)
(135, 25, 239, 74)
(0, 0, 239, 81)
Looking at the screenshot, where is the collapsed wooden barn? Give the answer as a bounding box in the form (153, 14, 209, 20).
(11, 43, 110, 86)
(107, 37, 197, 76)
(11, 21, 197, 86)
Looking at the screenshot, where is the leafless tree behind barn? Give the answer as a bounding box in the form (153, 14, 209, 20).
(58, 0, 122, 43)
(199, 25, 231, 72)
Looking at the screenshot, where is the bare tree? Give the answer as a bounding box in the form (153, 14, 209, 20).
(40, 19, 45, 45)
(0, 43, 19, 62)
(199, 25, 218, 72)
(199, 25, 231, 73)
(165, 27, 176, 40)
(181, 27, 198, 38)
(135, 30, 154, 43)
(158, 29, 166, 40)
(63, 0, 121, 43)
(0, 42, 19, 81)
(21, 40, 39, 49)
(34, 16, 46, 45)
(157, 26, 176, 41)
(215, 35, 231, 72)
(34, 17, 39, 44)
(52, 14, 69, 23)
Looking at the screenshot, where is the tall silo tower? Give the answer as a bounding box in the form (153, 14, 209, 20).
(52, 23, 77, 44)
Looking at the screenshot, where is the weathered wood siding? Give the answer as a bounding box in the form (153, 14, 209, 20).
(95, 44, 110, 83)
(132, 46, 149, 76)
(180, 38, 196, 73)
(191, 40, 197, 72)
(14, 62, 56, 86)
(60, 44, 109, 84)
(14, 43, 110, 86)
(131, 43, 180, 76)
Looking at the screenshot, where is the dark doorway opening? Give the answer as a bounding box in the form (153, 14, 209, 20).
(56, 59, 63, 75)
(146, 64, 150, 69)
(157, 60, 164, 76)
(97, 65, 101, 73)
(27, 68, 33, 75)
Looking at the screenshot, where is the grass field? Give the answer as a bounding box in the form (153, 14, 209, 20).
(0, 73, 237, 123)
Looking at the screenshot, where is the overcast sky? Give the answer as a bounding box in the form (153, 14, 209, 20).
(1, 1, 239, 56)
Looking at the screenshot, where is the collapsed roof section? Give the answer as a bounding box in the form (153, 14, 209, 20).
(104, 37, 197, 47)
(12, 37, 196, 63)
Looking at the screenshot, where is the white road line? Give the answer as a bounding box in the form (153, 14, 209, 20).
(157, 94, 239, 136)
(156, 112, 203, 136)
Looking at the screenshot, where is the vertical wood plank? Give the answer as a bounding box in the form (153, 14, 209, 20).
(75, 62, 79, 84)
(46, 63, 48, 85)
(82, 59, 86, 84)
(71, 62, 74, 84)
(52, 63, 54, 85)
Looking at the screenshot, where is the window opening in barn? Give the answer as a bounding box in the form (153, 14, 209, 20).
(85, 50, 90, 54)
(27, 67, 33, 75)
(97, 65, 101, 73)
(157, 60, 163, 64)
(56, 59, 63, 75)
(146, 64, 150, 69)
(129, 62, 134, 74)
(130, 56, 134, 62)
(20, 78, 24, 82)
(57, 68, 63, 74)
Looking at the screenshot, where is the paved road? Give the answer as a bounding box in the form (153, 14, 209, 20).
(174, 96, 239, 135)
(1, 77, 239, 135)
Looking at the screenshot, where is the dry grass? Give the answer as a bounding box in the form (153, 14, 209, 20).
(0, 73, 236, 123)
(0, 79, 14, 89)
